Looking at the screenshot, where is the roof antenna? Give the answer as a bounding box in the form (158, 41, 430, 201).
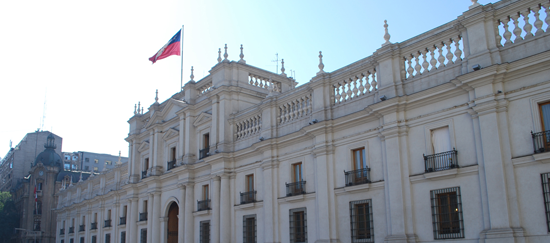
(40, 88, 47, 131)
(271, 53, 279, 74)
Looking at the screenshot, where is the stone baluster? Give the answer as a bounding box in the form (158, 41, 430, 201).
(351, 77, 358, 98)
(522, 9, 533, 39)
(429, 45, 437, 71)
(285, 104, 290, 123)
(309, 94, 313, 113)
(414, 52, 422, 76)
(293, 100, 299, 118)
(358, 74, 365, 95)
(249, 75, 254, 85)
(495, 21, 503, 47)
(501, 17, 513, 45)
(346, 79, 352, 101)
(445, 40, 454, 65)
(236, 124, 240, 139)
(258, 115, 262, 130)
(254, 77, 259, 87)
(364, 72, 371, 93)
(437, 42, 446, 68)
(340, 81, 348, 101)
(246, 119, 252, 136)
(454, 37, 463, 62)
(533, 5, 544, 36)
(510, 13, 523, 43)
(544, 2, 550, 32)
(421, 48, 429, 74)
(334, 84, 341, 104)
(371, 70, 377, 91)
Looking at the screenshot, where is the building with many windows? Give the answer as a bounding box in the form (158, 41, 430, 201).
(55, 0, 550, 242)
(62, 151, 128, 172)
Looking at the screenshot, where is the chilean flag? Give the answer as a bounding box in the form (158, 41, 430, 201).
(149, 29, 181, 64)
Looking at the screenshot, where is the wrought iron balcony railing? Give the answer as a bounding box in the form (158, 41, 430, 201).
(90, 222, 97, 230)
(141, 170, 147, 179)
(240, 191, 257, 204)
(59, 229, 65, 235)
(139, 212, 148, 221)
(532, 130, 550, 154)
(167, 160, 176, 171)
(79, 225, 85, 232)
(197, 199, 211, 211)
(286, 181, 306, 197)
(344, 167, 371, 187)
(199, 146, 210, 160)
(119, 217, 126, 225)
(68, 227, 74, 234)
(424, 149, 458, 173)
(104, 219, 112, 228)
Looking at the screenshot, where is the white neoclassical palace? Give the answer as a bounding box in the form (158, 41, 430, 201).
(56, 0, 550, 242)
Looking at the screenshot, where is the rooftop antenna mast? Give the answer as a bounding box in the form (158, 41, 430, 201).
(271, 53, 279, 74)
(40, 88, 47, 131)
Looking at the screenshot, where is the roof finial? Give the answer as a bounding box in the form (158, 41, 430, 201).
(117, 150, 122, 165)
(280, 59, 287, 77)
(155, 89, 159, 104)
(141, 107, 144, 114)
(317, 51, 325, 75)
(223, 44, 229, 61)
(217, 48, 222, 63)
(190, 66, 195, 81)
(238, 44, 246, 64)
(383, 20, 391, 46)
(469, 0, 480, 9)
(137, 102, 141, 114)
(134, 104, 137, 115)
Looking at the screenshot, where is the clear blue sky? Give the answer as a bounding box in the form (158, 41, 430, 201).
(0, 0, 496, 158)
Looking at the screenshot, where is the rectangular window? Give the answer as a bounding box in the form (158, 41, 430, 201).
(80, 237, 84, 243)
(243, 215, 257, 243)
(143, 200, 148, 212)
(203, 185, 209, 200)
(37, 182, 43, 191)
(430, 187, 464, 239)
(200, 220, 210, 243)
(123, 205, 127, 217)
(349, 199, 374, 242)
(171, 147, 176, 161)
(93, 167, 98, 172)
(105, 234, 111, 243)
(34, 218, 41, 231)
(292, 163, 303, 182)
(140, 229, 147, 243)
(70, 239, 74, 243)
(85, 158, 89, 162)
(91, 236, 96, 243)
(431, 126, 452, 154)
(352, 148, 366, 170)
(542, 172, 550, 232)
(246, 174, 254, 192)
(144, 158, 149, 170)
(94, 159, 98, 164)
(289, 208, 307, 243)
(120, 232, 126, 243)
(203, 133, 210, 149)
(105, 161, 112, 165)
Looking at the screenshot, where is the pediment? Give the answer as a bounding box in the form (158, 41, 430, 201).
(193, 112, 212, 127)
(162, 127, 179, 141)
(137, 141, 150, 153)
(159, 99, 186, 121)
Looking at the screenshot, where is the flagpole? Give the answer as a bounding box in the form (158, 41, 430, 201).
(180, 25, 184, 91)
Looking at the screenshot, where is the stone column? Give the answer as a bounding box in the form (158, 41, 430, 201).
(219, 174, 231, 243)
(159, 217, 168, 243)
(113, 203, 119, 243)
(147, 194, 153, 243)
(178, 184, 186, 243)
(184, 183, 195, 243)
(178, 114, 185, 165)
(183, 111, 196, 164)
(148, 131, 154, 176)
(312, 145, 339, 241)
(261, 160, 280, 243)
(211, 96, 219, 150)
(85, 209, 91, 243)
(129, 199, 138, 243)
(98, 206, 104, 243)
(211, 176, 221, 243)
(152, 192, 162, 243)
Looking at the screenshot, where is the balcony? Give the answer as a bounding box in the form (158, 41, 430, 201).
(344, 167, 371, 187)
(167, 160, 176, 171)
(141, 170, 148, 179)
(240, 191, 257, 204)
(33, 209, 42, 215)
(119, 216, 126, 225)
(199, 146, 210, 160)
(286, 181, 306, 197)
(532, 130, 550, 154)
(424, 149, 458, 173)
(139, 212, 148, 221)
(104, 219, 112, 228)
(90, 222, 97, 230)
(68, 227, 74, 234)
(79, 225, 85, 232)
(197, 199, 211, 211)
(59, 229, 65, 235)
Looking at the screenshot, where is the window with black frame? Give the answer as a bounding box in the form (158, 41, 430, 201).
(243, 214, 257, 243)
(430, 187, 464, 239)
(200, 220, 210, 243)
(140, 229, 147, 243)
(105, 234, 111, 243)
(289, 208, 307, 243)
(120, 231, 126, 243)
(542, 173, 550, 232)
(349, 199, 374, 242)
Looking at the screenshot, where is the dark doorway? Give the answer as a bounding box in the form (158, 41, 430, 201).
(167, 203, 178, 243)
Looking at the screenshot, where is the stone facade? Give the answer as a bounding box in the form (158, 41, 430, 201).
(56, 1, 550, 243)
(63, 151, 128, 173)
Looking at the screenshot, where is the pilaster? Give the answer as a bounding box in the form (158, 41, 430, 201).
(184, 182, 195, 243)
(211, 176, 221, 243)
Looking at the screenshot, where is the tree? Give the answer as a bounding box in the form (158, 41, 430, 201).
(0, 192, 20, 243)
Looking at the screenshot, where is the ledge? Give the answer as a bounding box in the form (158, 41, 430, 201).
(234, 201, 264, 211)
(193, 209, 211, 217)
(277, 192, 315, 204)
(334, 181, 384, 195)
(136, 220, 147, 226)
(512, 152, 550, 167)
(409, 165, 478, 184)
